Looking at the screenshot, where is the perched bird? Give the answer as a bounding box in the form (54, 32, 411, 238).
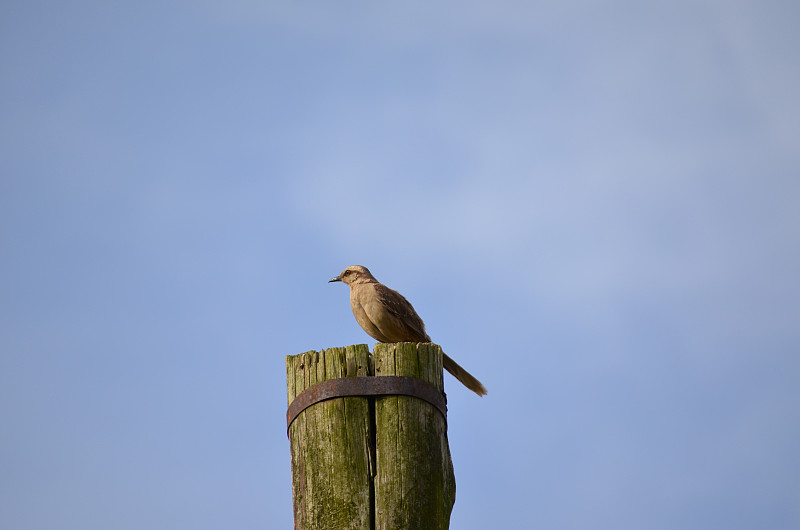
(329, 265, 487, 396)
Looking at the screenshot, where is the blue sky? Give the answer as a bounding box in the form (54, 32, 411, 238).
(2, 1, 799, 528)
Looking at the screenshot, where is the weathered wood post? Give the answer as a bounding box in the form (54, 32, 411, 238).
(286, 343, 455, 530)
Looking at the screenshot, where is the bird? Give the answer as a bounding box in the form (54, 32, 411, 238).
(329, 265, 487, 396)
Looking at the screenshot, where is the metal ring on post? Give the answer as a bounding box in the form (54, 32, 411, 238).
(287, 376, 447, 435)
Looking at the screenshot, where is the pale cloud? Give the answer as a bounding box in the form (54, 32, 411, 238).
(285, 0, 799, 312)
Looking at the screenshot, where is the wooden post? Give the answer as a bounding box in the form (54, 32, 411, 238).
(372, 342, 456, 529)
(286, 344, 373, 530)
(286, 343, 455, 530)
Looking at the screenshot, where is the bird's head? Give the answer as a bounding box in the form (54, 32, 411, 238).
(329, 265, 376, 286)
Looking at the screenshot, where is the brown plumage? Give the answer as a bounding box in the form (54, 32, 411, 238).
(329, 265, 487, 396)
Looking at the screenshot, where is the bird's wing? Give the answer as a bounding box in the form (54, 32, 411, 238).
(366, 283, 431, 343)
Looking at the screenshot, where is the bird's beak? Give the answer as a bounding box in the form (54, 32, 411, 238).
(328, 275, 341, 283)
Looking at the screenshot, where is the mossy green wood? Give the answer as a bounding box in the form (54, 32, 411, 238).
(286, 344, 373, 530)
(286, 343, 455, 530)
(372, 343, 456, 530)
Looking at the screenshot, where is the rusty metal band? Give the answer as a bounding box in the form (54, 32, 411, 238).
(287, 376, 447, 432)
